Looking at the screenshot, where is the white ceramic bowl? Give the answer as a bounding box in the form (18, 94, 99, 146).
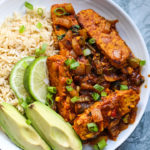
(0, 0, 150, 150)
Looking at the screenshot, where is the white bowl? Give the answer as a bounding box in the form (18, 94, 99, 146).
(0, 0, 150, 150)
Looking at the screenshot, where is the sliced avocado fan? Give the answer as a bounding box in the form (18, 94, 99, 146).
(0, 102, 50, 150)
(25, 102, 82, 150)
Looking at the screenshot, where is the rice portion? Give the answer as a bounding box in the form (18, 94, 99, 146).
(0, 8, 57, 105)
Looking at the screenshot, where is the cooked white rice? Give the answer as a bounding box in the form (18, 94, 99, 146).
(0, 8, 57, 106)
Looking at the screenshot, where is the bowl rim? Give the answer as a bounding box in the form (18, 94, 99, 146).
(0, 0, 150, 150)
(106, 0, 150, 148)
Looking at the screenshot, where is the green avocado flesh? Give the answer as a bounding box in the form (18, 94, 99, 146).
(0, 102, 50, 150)
(26, 102, 82, 150)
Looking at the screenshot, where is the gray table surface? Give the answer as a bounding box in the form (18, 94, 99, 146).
(0, 1, 149, 150)
(112, 0, 150, 150)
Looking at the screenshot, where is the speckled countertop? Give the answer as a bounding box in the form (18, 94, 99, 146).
(112, 0, 150, 150)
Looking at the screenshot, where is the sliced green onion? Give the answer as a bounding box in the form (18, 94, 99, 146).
(54, 8, 67, 16)
(93, 145, 99, 150)
(45, 101, 49, 106)
(94, 84, 104, 92)
(26, 119, 31, 125)
(129, 57, 140, 68)
(57, 34, 66, 40)
(66, 79, 72, 85)
(92, 92, 100, 101)
(70, 62, 80, 70)
(65, 58, 76, 66)
(66, 86, 74, 92)
(120, 85, 128, 90)
(24, 1, 33, 10)
(71, 96, 80, 103)
(87, 123, 98, 132)
(21, 101, 28, 109)
(35, 43, 48, 56)
(26, 96, 33, 104)
(122, 114, 129, 124)
(88, 38, 96, 45)
(42, 43, 48, 51)
(47, 86, 57, 94)
(46, 93, 53, 100)
(101, 91, 107, 97)
(22, 61, 28, 69)
(71, 25, 80, 33)
(19, 25, 26, 33)
(18, 98, 23, 105)
(37, 8, 43, 16)
(72, 25, 80, 29)
(139, 60, 146, 66)
(46, 93, 54, 106)
(83, 48, 91, 56)
(97, 139, 107, 150)
(35, 48, 40, 56)
(36, 22, 42, 29)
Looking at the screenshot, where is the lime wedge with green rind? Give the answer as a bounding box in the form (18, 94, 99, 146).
(24, 56, 49, 103)
(9, 57, 35, 101)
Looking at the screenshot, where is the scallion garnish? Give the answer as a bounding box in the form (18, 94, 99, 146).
(92, 92, 100, 101)
(21, 101, 28, 109)
(71, 25, 80, 33)
(83, 48, 91, 56)
(54, 7, 67, 16)
(98, 139, 107, 150)
(57, 34, 66, 40)
(35, 48, 40, 56)
(71, 96, 80, 103)
(87, 123, 98, 132)
(93, 145, 99, 150)
(88, 38, 96, 45)
(122, 114, 129, 124)
(66, 79, 72, 85)
(35, 43, 48, 56)
(26, 119, 31, 125)
(47, 86, 57, 94)
(46, 93, 54, 106)
(37, 8, 43, 16)
(65, 59, 76, 66)
(94, 84, 104, 92)
(70, 62, 80, 70)
(42, 43, 48, 51)
(24, 1, 33, 10)
(45, 101, 49, 106)
(120, 85, 128, 90)
(66, 86, 74, 92)
(65, 58, 79, 70)
(36, 22, 42, 29)
(101, 91, 107, 97)
(19, 25, 26, 33)
(26, 96, 33, 104)
(46, 93, 53, 100)
(139, 60, 146, 66)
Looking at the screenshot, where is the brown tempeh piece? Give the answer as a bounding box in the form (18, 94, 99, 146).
(73, 89, 139, 140)
(51, 4, 79, 56)
(47, 55, 78, 123)
(77, 9, 131, 68)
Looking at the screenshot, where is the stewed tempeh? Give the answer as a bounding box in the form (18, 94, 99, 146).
(77, 9, 131, 68)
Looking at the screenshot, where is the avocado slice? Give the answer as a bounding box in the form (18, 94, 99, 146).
(0, 102, 50, 150)
(25, 102, 82, 150)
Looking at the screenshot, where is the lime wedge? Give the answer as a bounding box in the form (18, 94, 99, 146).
(9, 57, 35, 101)
(24, 56, 49, 103)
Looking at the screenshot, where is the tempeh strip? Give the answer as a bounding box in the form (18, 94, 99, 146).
(77, 9, 130, 68)
(47, 55, 78, 123)
(73, 89, 139, 140)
